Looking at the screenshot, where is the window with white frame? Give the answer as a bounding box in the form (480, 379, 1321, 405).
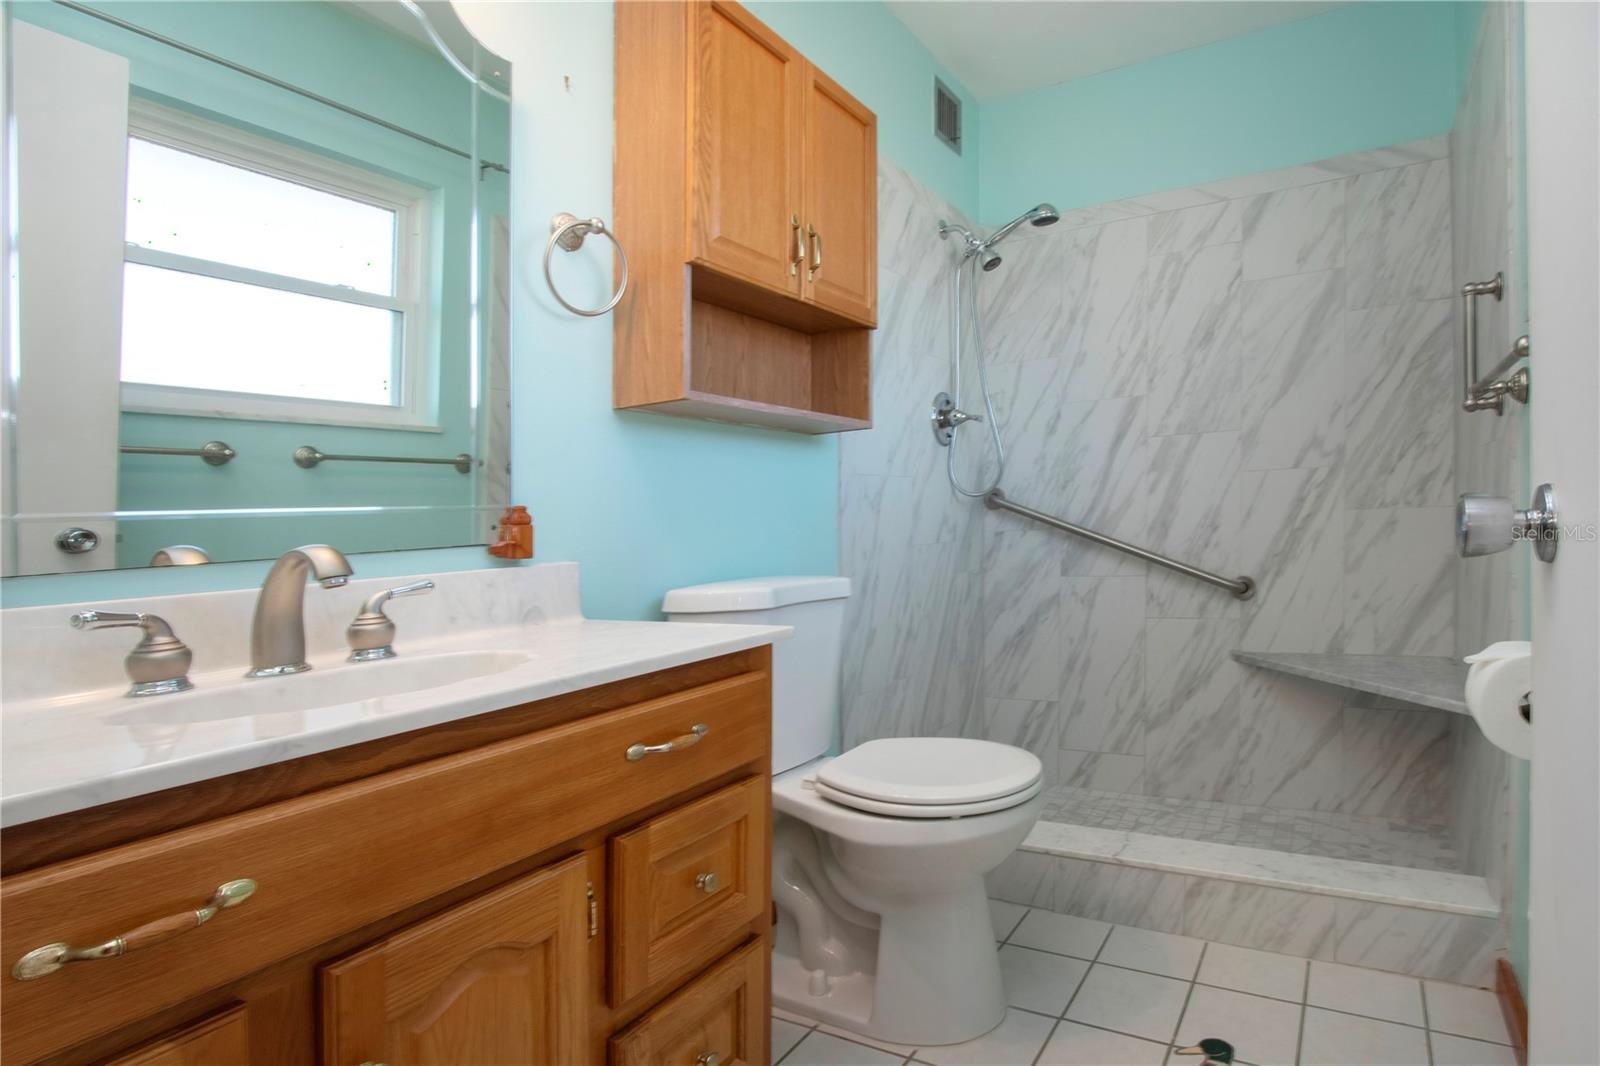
(119, 101, 435, 429)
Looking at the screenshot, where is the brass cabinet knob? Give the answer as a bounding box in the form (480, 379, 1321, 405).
(695, 872, 720, 894)
(696, 1053, 721, 1066)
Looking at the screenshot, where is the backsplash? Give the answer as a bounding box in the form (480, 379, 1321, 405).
(842, 144, 1462, 821)
(0, 562, 580, 702)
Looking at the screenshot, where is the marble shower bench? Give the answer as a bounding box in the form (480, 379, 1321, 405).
(1232, 652, 1470, 715)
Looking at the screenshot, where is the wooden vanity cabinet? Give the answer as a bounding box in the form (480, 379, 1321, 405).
(0, 647, 774, 1066)
(615, 0, 877, 434)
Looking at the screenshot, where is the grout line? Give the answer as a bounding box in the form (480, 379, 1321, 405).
(1294, 961, 1311, 1066)
(1163, 940, 1207, 1066)
(1303, 1001, 1436, 1033)
(1419, 977, 1436, 1066)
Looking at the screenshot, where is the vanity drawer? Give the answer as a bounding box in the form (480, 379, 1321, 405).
(0, 670, 769, 1064)
(609, 938, 767, 1066)
(609, 776, 768, 1005)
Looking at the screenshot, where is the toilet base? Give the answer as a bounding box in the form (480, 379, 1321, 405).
(771, 880, 1007, 1047)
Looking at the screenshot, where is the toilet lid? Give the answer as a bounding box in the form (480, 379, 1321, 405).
(812, 775, 1043, 818)
(815, 738, 1043, 807)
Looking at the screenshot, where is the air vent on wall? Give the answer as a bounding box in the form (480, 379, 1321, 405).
(934, 77, 961, 155)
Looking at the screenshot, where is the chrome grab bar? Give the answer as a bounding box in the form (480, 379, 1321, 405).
(984, 489, 1255, 600)
(294, 446, 472, 474)
(119, 440, 235, 466)
(1461, 273, 1530, 414)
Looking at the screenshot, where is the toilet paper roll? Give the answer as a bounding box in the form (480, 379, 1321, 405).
(1463, 641, 1532, 760)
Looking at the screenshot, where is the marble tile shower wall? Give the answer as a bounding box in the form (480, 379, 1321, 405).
(838, 162, 985, 747)
(841, 148, 1462, 825)
(1449, 1, 1523, 908)
(974, 149, 1458, 820)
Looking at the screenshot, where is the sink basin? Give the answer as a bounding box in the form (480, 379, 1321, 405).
(104, 649, 532, 726)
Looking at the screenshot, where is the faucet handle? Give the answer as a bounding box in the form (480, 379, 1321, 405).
(346, 581, 434, 662)
(70, 610, 194, 697)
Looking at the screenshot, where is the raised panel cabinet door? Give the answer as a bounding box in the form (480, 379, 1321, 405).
(801, 63, 877, 325)
(689, 0, 804, 294)
(320, 855, 589, 1066)
(106, 1004, 251, 1066)
(609, 939, 767, 1066)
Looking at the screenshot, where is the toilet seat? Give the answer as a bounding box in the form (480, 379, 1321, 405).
(812, 738, 1043, 819)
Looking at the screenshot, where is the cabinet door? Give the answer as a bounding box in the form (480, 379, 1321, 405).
(689, 0, 804, 294)
(320, 856, 589, 1066)
(609, 939, 766, 1066)
(802, 63, 877, 325)
(106, 1004, 251, 1066)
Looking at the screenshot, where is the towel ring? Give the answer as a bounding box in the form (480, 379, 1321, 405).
(543, 212, 629, 317)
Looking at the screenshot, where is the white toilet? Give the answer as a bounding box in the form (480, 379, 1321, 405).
(664, 576, 1044, 1047)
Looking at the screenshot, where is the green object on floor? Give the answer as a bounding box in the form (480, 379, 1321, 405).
(1175, 1037, 1236, 1064)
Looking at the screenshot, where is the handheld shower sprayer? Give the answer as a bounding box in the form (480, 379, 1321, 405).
(933, 202, 1060, 495)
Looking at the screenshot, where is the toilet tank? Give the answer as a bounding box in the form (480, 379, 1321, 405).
(662, 576, 850, 774)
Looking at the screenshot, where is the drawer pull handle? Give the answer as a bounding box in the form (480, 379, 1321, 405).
(695, 871, 720, 894)
(625, 723, 708, 762)
(10, 878, 257, 981)
(697, 1054, 721, 1066)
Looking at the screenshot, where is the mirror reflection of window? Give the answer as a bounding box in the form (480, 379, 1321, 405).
(119, 104, 429, 418)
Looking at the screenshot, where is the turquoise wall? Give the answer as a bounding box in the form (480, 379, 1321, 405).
(458, 0, 979, 622)
(979, 1, 1461, 221)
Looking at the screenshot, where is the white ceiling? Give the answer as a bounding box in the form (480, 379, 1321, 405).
(885, 1, 1346, 101)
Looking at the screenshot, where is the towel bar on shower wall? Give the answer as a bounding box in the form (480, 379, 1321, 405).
(1460, 273, 1531, 414)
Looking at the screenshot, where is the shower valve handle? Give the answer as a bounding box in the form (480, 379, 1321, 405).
(931, 392, 982, 445)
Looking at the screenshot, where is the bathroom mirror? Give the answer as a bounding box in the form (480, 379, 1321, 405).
(0, 0, 512, 577)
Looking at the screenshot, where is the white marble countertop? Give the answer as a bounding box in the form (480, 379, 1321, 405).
(0, 564, 788, 828)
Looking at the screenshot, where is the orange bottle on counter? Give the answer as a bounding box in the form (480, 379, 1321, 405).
(488, 505, 534, 559)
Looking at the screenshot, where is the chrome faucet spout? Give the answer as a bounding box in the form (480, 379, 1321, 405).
(247, 544, 353, 678)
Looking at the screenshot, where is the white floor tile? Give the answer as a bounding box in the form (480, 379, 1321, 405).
(1307, 960, 1425, 1026)
(1008, 909, 1113, 959)
(1175, 985, 1302, 1066)
(1429, 1032, 1520, 1066)
(1196, 941, 1308, 1002)
(1037, 1021, 1169, 1065)
(1424, 980, 1513, 1045)
(1064, 963, 1190, 1041)
(774, 1017, 813, 1062)
(989, 898, 1029, 941)
(814, 1022, 918, 1057)
(783, 1030, 905, 1066)
(999, 944, 1090, 1016)
(1099, 925, 1206, 979)
(1300, 1006, 1430, 1066)
(913, 1007, 1055, 1066)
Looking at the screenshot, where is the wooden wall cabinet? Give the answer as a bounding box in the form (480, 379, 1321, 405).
(615, 0, 878, 434)
(0, 648, 775, 1066)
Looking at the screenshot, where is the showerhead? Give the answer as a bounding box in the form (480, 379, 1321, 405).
(982, 202, 1062, 250)
(979, 249, 1002, 272)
